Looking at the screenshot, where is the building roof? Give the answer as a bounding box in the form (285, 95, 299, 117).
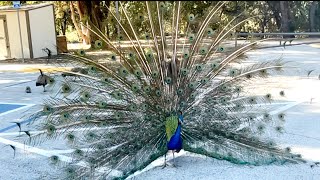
(0, 3, 53, 12)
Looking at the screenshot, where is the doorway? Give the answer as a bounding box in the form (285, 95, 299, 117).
(0, 15, 10, 59)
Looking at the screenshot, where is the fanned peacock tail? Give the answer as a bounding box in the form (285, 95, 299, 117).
(22, 1, 305, 179)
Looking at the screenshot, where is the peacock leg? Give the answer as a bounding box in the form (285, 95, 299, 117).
(43, 85, 46, 92)
(172, 151, 176, 168)
(162, 151, 168, 168)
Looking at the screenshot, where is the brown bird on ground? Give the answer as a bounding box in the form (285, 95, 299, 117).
(36, 69, 50, 92)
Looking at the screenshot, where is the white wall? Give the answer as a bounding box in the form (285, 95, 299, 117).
(0, 11, 30, 59)
(28, 5, 57, 58)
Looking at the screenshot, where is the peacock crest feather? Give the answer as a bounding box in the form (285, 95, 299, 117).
(16, 1, 305, 179)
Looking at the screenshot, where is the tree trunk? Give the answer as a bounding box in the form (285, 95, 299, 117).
(267, 1, 281, 30)
(70, 1, 111, 46)
(69, 1, 90, 45)
(76, 1, 91, 45)
(89, 1, 104, 45)
(279, 1, 295, 38)
(101, 1, 111, 38)
(288, 1, 295, 32)
(61, 11, 67, 36)
(279, 1, 289, 32)
(309, 1, 317, 32)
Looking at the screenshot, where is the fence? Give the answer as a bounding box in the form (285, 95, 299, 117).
(234, 32, 320, 47)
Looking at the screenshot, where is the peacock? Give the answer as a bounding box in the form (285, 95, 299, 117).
(14, 1, 306, 179)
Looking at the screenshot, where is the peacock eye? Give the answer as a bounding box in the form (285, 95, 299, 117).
(278, 113, 285, 120)
(265, 93, 271, 99)
(66, 167, 75, 175)
(94, 40, 103, 49)
(151, 71, 159, 78)
(188, 34, 195, 42)
(206, 28, 214, 36)
(188, 14, 195, 22)
(78, 49, 85, 56)
(159, 2, 165, 9)
(165, 77, 172, 84)
(155, 90, 161, 96)
(195, 64, 203, 71)
(199, 47, 208, 55)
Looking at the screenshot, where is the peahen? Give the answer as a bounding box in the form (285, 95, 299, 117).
(16, 1, 305, 179)
(36, 69, 50, 92)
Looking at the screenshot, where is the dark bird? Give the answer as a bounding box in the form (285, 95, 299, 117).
(42, 48, 52, 63)
(36, 69, 50, 92)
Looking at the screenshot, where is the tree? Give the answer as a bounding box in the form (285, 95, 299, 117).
(69, 1, 110, 46)
(279, 1, 290, 32)
(266, 1, 282, 30)
(55, 1, 71, 36)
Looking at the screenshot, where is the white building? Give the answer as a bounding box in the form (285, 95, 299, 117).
(0, 3, 57, 59)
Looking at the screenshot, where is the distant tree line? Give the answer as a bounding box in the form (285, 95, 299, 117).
(1, 1, 319, 45)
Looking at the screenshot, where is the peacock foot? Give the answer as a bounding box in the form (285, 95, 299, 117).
(161, 161, 179, 169)
(161, 162, 169, 169)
